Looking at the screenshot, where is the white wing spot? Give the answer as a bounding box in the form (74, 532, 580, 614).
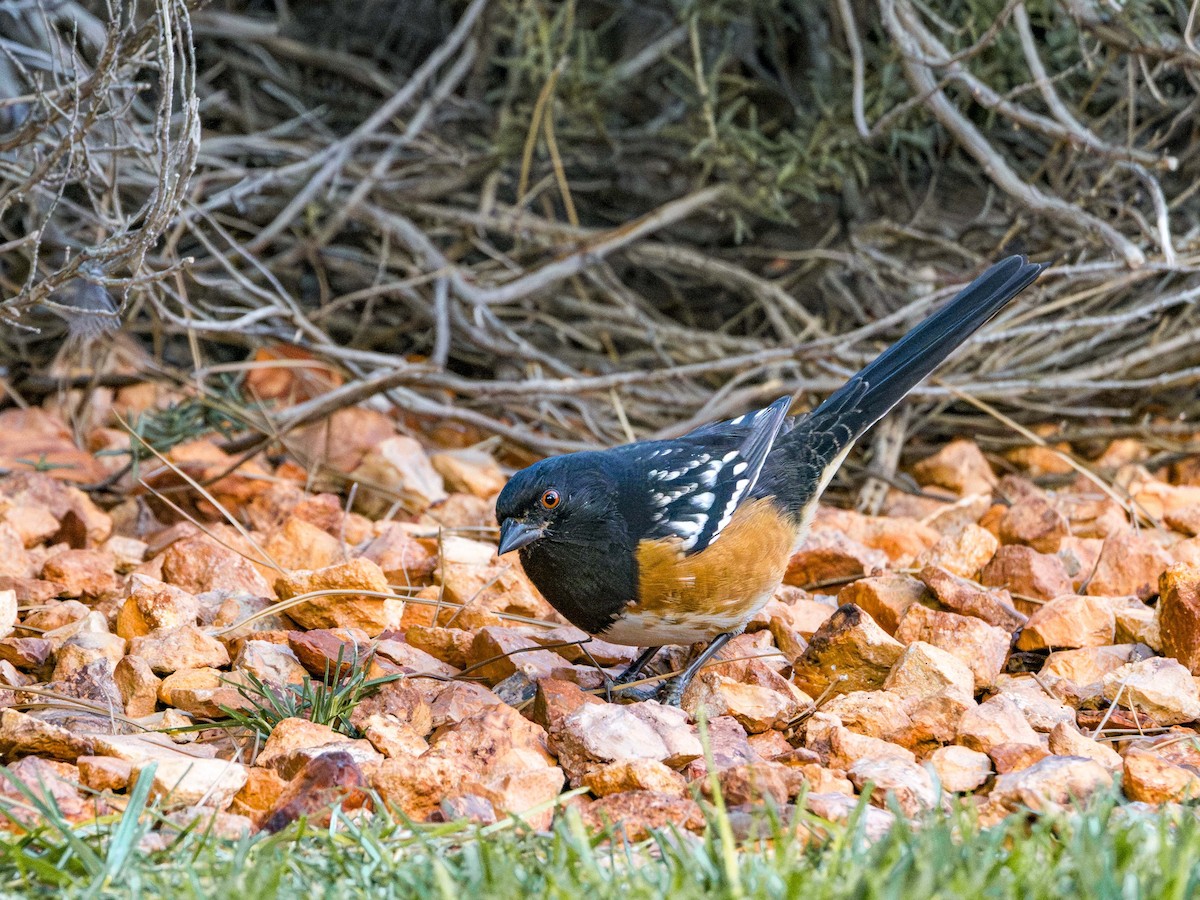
(732, 461, 748, 476)
(691, 492, 715, 510)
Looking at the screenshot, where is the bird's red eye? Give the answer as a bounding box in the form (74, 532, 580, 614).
(541, 489, 560, 509)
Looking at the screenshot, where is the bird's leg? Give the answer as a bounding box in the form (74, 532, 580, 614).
(659, 632, 734, 707)
(605, 646, 663, 701)
(614, 646, 662, 685)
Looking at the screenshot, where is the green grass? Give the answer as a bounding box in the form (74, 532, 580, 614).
(209, 649, 402, 740)
(0, 781, 1198, 899)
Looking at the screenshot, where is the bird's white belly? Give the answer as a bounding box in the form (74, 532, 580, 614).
(598, 594, 772, 647)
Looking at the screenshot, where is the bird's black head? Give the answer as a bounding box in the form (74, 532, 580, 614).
(495, 452, 624, 555)
(494, 451, 637, 634)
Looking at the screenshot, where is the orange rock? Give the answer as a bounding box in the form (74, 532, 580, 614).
(988, 741, 1050, 774)
(682, 670, 806, 733)
(1095, 440, 1149, 470)
(420, 493, 497, 531)
(255, 717, 356, 772)
(437, 537, 554, 621)
(1, 471, 112, 544)
(552, 702, 676, 784)
(822, 690, 912, 742)
(814, 507, 941, 566)
(114, 655, 161, 718)
(1047, 722, 1121, 771)
(784, 529, 888, 588)
(430, 449, 507, 500)
(263, 516, 343, 572)
(999, 496, 1069, 553)
(0, 636, 50, 670)
(0, 758, 92, 827)
(232, 640, 307, 686)
(405, 625, 474, 668)
(1, 503, 59, 548)
(806, 791, 896, 841)
(0, 524, 34, 579)
(286, 627, 372, 676)
(917, 565, 1026, 631)
(848, 756, 938, 815)
(1101, 657, 1200, 726)
(372, 638, 461, 679)
(41, 549, 118, 598)
(361, 715, 428, 758)
(262, 751, 370, 833)
(1166, 505, 1200, 537)
(154, 440, 272, 512)
(52, 632, 126, 680)
(134, 757, 248, 811)
(1041, 644, 1143, 688)
(837, 574, 926, 635)
(884, 640, 974, 700)
(916, 524, 999, 579)
(466, 626, 570, 685)
(579, 791, 704, 840)
(956, 695, 1039, 752)
(1156, 564, 1200, 673)
(78, 755, 133, 792)
(1061, 496, 1129, 539)
(1122, 748, 1200, 803)
(927, 745, 991, 792)
(706, 761, 800, 807)
(894, 603, 1009, 691)
(129, 625, 229, 674)
(1004, 444, 1074, 477)
(426, 681, 505, 730)
(987, 756, 1113, 815)
(0, 591, 14, 642)
(583, 759, 687, 798)
(157, 667, 248, 718)
(275, 558, 403, 635)
(530, 678, 602, 734)
(791, 604, 905, 697)
(371, 705, 562, 827)
(291, 407, 397, 476)
(161, 534, 274, 597)
(1016, 595, 1116, 651)
(116, 574, 200, 639)
(358, 523, 437, 586)
(244, 343, 344, 404)
(230, 767, 289, 825)
(1086, 532, 1172, 601)
(763, 589, 836, 637)
(911, 440, 997, 497)
(1123, 469, 1200, 521)
(994, 675, 1075, 731)
(351, 436, 447, 516)
(980, 544, 1073, 609)
(820, 719, 917, 771)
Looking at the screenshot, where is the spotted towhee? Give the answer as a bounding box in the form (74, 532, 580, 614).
(496, 256, 1045, 705)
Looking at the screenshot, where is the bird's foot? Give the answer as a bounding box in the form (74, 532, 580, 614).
(612, 667, 646, 687)
(608, 681, 659, 703)
(656, 677, 686, 707)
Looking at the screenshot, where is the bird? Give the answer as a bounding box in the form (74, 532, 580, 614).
(495, 256, 1045, 706)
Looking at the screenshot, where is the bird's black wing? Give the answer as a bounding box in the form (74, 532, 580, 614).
(625, 396, 792, 553)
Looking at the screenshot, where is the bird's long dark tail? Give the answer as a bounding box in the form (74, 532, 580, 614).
(763, 255, 1045, 515)
(811, 255, 1044, 437)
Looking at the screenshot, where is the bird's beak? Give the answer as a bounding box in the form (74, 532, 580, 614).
(497, 518, 544, 555)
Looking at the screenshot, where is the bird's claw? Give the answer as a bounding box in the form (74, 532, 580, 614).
(657, 678, 685, 707)
(606, 681, 658, 702)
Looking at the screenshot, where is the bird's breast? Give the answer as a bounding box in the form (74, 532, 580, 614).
(606, 498, 797, 646)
